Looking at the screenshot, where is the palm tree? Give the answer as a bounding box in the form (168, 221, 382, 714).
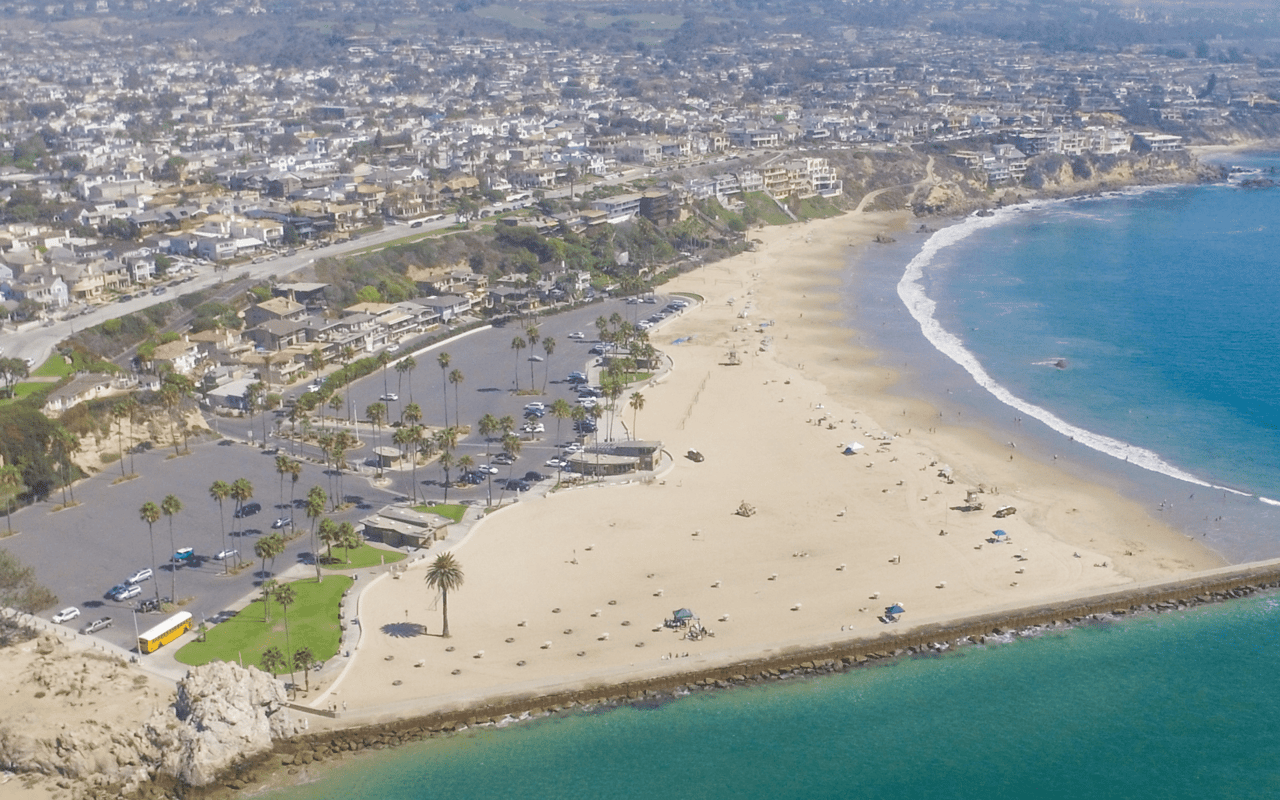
(509, 336, 525, 391)
(305, 485, 327, 581)
(457, 454, 475, 485)
(260, 577, 278, 623)
(341, 344, 358, 422)
(254, 536, 274, 583)
(337, 521, 360, 564)
(260, 645, 287, 678)
(293, 646, 316, 693)
(230, 478, 253, 539)
(275, 454, 292, 512)
(395, 355, 416, 405)
(274, 582, 298, 685)
(392, 426, 415, 501)
(331, 430, 353, 509)
(140, 501, 161, 604)
(209, 480, 231, 574)
(244, 381, 263, 447)
(477, 413, 499, 456)
(524, 324, 540, 389)
(541, 336, 556, 392)
(161, 494, 182, 602)
(448, 368, 464, 423)
(424, 551, 464, 638)
(629, 391, 646, 439)
(287, 460, 303, 516)
(327, 394, 343, 432)
(498, 432, 522, 504)
(366, 402, 387, 477)
(318, 517, 339, 564)
(112, 401, 131, 479)
(402, 401, 422, 429)
(0, 465, 25, 535)
(159, 382, 182, 456)
(438, 450, 454, 502)
(550, 398, 572, 445)
(436, 351, 451, 427)
(377, 350, 392, 403)
(52, 427, 79, 507)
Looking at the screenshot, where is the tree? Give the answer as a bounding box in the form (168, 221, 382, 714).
(274, 582, 298, 685)
(161, 494, 182, 602)
(305, 485, 327, 581)
(0, 547, 57, 613)
(140, 501, 161, 604)
(438, 450, 454, 503)
(254, 537, 275, 584)
(424, 551, 464, 638)
(287, 460, 303, 513)
(449, 368, 464, 423)
(550, 398, 573, 446)
(395, 355, 416, 405)
(318, 517, 339, 564)
(377, 350, 392, 404)
(629, 391, 646, 439)
(112, 401, 133, 479)
(541, 336, 556, 392)
(477, 413, 499, 456)
(341, 345, 357, 423)
(292, 646, 316, 693)
(230, 478, 253, 539)
(392, 426, 416, 502)
(51, 427, 79, 507)
(366, 402, 387, 477)
(327, 394, 343, 431)
(510, 336, 526, 390)
(275, 454, 292, 512)
(260, 645, 287, 678)
(436, 352, 451, 427)
(337, 521, 360, 563)
(0, 465, 26, 535)
(499, 432, 522, 503)
(525, 325, 540, 390)
(209, 480, 231, 575)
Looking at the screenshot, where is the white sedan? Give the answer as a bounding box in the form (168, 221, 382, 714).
(379, 393, 399, 402)
(522, 422, 546, 433)
(476, 465, 500, 475)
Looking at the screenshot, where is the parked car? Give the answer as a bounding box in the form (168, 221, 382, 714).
(521, 422, 545, 433)
(528, 354, 544, 362)
(106, 583, 130, 600)
(567, 371, 588, 384)
(52, 607, 80, 624)
(504, 478, 531, 492)
(493, 453, 515, 465)
(380, 392, 399, 402)
(114, 584, 142, 601)
(476, 465, 499, 475)
(235, 502, 261, 518)
(523, 402, 546, 413)
(523, 471, 547, 482)
(214, 548, 239, 561)
(271, 516, 292, 529)
(574, 419, 598, 433)
(545, 457, 567, 469)
(127, 568, 153, 584)
(171, 547, 194, 564)
(81, 617, 113, 635)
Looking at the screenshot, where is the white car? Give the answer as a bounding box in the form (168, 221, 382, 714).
(524, 402, 546, 412)
(52, 607, 81, 624)
(528, 354, 544, 362)
(576, 397, 598, 408)
(214, 548, 239, 561)
(522, 422, 546, 433)
(568, 331, 586, 340)
(114, 584, 142, 601)
(563, 443, 584, 455)
(380, 393, 399, 402)
(127, 568, 153, 584)
(545, 457, 567, 469)
(476, 465, 500, 475)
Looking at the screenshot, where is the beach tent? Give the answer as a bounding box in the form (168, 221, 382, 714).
(673, 608, 698, 622)
(843, 443, 865, 455)
(885, 604, 906, 616)
(992, 529, 1008, 538)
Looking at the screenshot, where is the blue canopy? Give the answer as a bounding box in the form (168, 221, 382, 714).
(673, 608, 697, 620)
(992, 529, 1008, 537)
(885, 604, 905, 616)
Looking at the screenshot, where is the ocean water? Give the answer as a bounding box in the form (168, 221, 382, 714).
(889, 152, 1280, 561)
(263, 594, 1280, 800)
(258, 158, 1280, 798)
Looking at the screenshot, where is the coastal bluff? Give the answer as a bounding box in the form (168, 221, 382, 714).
(0, 633, 306, 798)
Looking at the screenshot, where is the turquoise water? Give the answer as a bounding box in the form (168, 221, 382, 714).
(265, 595, 1280, 799)
(261, 160, 1280, 798)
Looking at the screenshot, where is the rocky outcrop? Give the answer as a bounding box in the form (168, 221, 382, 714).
(151, 660, 307, 787)
(0, 637, 306, 797)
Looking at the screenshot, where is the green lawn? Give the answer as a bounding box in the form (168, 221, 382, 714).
(414, 503, 466, 523)
(30, 356, 73, 379)
(174, 575, 353, 670)
(743, 192, 795, 225)
(796, 196, 845, 220)
(320, 542, 407, 571)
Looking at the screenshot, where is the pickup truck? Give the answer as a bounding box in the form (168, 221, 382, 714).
(81, 617, 113, 634)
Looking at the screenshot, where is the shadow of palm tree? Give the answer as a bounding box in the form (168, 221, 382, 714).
(381, 622, 426, 638)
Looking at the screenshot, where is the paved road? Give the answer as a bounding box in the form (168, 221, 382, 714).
(0, 217, 457, 367)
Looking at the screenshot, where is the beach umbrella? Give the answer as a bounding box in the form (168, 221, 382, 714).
(673, 608, 696, 621)
(885, 604, 905, 616)
(992, 529, 1008, 538)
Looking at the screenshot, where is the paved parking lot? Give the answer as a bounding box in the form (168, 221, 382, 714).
(8, 295, 680, 652)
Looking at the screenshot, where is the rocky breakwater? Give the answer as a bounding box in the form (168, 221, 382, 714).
(0, 633, 306, 798)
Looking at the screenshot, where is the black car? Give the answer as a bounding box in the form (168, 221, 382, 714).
(235, 501, 262, 518)
(504, 479, 531, 492)
(574, 420, 597, 433)
(523, 471, 547, 482)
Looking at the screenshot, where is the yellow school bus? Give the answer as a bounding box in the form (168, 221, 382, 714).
(138, 611, 193, 654)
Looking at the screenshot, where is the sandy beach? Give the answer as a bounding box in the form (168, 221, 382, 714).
(309, 209, 1225, 721)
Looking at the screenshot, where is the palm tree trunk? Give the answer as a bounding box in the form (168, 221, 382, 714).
(441, 588, 450, 638)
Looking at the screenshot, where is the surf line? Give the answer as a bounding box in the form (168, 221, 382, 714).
(896, 208, 1253, 500)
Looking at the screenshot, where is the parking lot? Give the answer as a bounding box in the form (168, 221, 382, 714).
(9, 294, 684, 652)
